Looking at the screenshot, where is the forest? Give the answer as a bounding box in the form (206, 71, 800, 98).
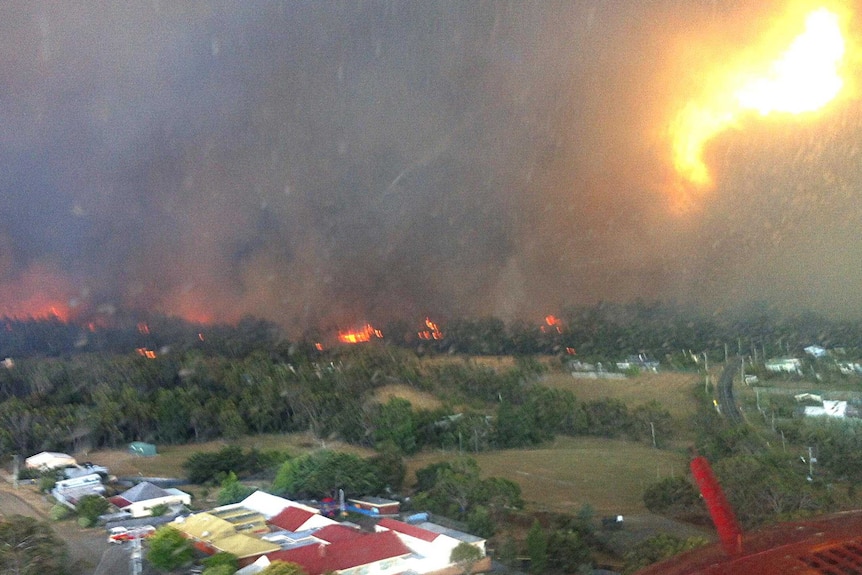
(6, 302, 862, 573)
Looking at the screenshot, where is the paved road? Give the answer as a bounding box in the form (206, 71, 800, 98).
(717, 357, 743, 424)
(93, 542, 133, 575)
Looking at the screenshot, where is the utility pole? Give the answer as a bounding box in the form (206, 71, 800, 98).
(650, 421, 657, 448)
(808, 446, 815, 480)
(703, 352, 710, 393)
(131, 534, 142, 575)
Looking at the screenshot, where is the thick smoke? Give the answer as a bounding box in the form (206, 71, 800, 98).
(0, 0, 859, 334)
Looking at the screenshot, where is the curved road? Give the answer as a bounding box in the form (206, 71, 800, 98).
(717, 356, 743, 424)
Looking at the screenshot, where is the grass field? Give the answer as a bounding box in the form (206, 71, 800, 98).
(541, 371, 702, 421)
(85, 433, 686, 516)
(81, 368, 701, 519)
(408, 436, 689, 516)
(83, 433, 375, 478)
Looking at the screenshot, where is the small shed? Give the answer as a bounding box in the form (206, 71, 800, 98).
(25, 451, 77, 470)
(347, 496, 400, 516)
(128, 442, 157, 457)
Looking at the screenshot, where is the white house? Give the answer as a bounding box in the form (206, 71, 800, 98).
(51, 473, 105, 508)
(839, 362, 862, 375)
(804, 345, 828, 358)
(238, 490, 320, 519)
(109, 481, 191, 518)
(376, 517, 484, 573)
(804, 400, 847, 419)
(765, 358, 802, 375)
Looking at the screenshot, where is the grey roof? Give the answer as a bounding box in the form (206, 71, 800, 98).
(416, 521, 484, 543)
(261, 529, 320, 550)
(348, 495, 399, 506)
(120, 481, 170, 503)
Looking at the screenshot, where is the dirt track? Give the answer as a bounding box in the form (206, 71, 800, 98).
(0, 478, 114, 574)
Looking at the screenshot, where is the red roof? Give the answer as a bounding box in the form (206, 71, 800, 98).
(109, 495, 132, 509)
(269, 506, 316, 532)
(267, 530, 411, 575)
(312, 524, 363, 543)
(377, 518, 439, 542)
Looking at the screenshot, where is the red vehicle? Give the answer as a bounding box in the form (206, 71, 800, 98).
(107, 525, 155, 543)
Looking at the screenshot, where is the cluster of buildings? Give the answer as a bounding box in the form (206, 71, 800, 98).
(171, 491, 488, 575)
(23, 450, 488, 575)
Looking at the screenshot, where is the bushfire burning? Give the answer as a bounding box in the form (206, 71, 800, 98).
(670, 5, 851, 191)
(0, 299, 71, 323)
(337, 324, 383, 344)
(418, 317, 444, 341)
(542, 315, 564, 334)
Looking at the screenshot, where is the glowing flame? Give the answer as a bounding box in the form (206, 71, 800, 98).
(337, 324, 383, 344)
(671, 7, 848, 189)
(541, 314, 563, 334)
(418, 317, 444, 340)
(0, 300, 71, 322)
(136, 347, 157, 359)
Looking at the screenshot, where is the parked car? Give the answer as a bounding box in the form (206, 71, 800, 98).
(107, 525, 155, 543)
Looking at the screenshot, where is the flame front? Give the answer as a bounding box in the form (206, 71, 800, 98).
(337, 323, 383, 344)
(0, 299, 71, 322)
(418, 317, 443, 340)
(542, 315, 563, 334)
(671, 6, 848, 190)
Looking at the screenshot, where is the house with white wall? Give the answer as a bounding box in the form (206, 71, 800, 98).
(109, 481, 191, 518)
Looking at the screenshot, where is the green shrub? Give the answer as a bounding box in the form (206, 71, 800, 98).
(49, 504, 71, 521)
(642, 477, 701, 516)
(16, 468, 40, 480)
(202, 552, 239, 571)
(76, 494, 109, 524)
(148, 526, 195, 570)
(38, 475, 57, 493)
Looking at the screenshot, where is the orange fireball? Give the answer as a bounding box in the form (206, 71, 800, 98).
(670, 5, 852, 191)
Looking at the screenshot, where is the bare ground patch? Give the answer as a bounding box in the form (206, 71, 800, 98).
(371, 384, 444, 410)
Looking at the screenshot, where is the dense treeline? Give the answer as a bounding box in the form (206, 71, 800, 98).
(4, 299, 859, 461)
(5, 301, 862, 361)
(0, 342, 669, 460)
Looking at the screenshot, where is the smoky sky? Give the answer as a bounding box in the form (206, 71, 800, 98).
(1, 0, 861, 334)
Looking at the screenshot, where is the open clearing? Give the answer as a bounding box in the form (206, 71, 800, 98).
(82, 369, 699, 519)
(371, 384, 443, 410)
(87, 434, 685, 516)
(541, 371, 702, 420)
(83, 433, 375, 478)
(409, 436, 688, 516)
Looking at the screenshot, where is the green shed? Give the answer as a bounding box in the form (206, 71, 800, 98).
(128, 441, 157, 457)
